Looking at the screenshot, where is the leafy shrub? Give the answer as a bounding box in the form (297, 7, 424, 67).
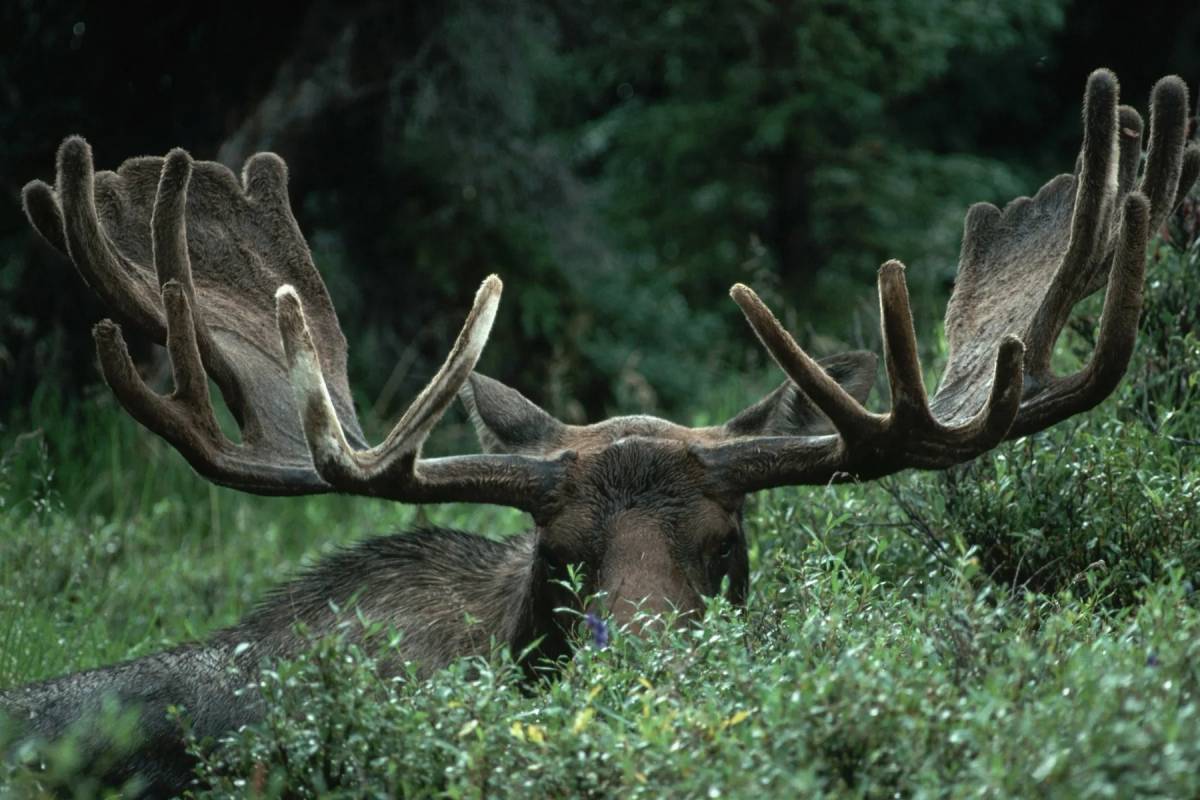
(169, 552, 1200, 799)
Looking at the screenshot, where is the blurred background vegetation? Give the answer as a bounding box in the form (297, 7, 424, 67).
(2, 0, 1198, 428)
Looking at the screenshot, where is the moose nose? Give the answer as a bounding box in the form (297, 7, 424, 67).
(600, 589, 704, 637)
(598, 510, 704, 636)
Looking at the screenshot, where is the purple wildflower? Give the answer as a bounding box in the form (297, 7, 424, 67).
(585, 611, 610, 649)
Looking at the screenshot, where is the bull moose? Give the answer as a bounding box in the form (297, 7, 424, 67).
(3, 69, 1198, 795)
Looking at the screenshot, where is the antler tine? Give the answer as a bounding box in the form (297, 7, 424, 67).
(148, 148, 260, 432)
(1086, 192, 1151, 394)
(160, 283, 212, 405)
(1115, 105, 1144, 201)
(21, 179, 68, 253)
(277, 275, 502, 492)
(877, 260, 933, 426)
(1075, 69, 1120, 245)
(1024, 69, 1120, 374)
(151, 150, 198, 291)
(943, 336, 1026, 454)
(374, 276, 501, 461)
(88, 153, 263, 486)
(148, 151, 217, 413)
(93, 319, 180, 442)
(1012, 191, 1150, 436)
(56, 137, 165, 339)
(1140, 76, 1190, 233)
(729, 283, 883, 441)
(275, 285, 355, 476)
(876, 260, 1026, 459)
(93, 281, 217, 440)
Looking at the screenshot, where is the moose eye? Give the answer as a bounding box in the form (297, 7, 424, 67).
(717, 533, 736, 563)
(707, 532, 739, 590)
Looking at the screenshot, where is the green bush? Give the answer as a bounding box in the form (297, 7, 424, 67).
(172, 557, 1200, 798)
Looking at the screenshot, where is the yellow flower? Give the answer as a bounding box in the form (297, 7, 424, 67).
(722, 709, 751, 729)
(572, 707, 595, 734)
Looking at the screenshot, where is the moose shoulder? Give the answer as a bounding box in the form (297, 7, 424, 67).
(3, 69, 1198, 796)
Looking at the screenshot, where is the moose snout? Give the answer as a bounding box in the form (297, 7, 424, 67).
(595, 511, 706, 636)
(601, 587, 704, 637)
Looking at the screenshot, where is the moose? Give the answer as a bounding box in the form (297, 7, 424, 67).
(2, 69, 1198, 794)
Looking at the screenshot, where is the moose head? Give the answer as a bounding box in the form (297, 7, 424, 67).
(17, 69, 1200, 648)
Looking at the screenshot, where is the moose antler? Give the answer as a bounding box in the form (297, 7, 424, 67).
(700, 70, 1200, 492)
(23, 68, 1196, 512)
(23, 139, 564, 510)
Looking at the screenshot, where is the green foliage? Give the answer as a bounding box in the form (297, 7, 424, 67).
(1, 697, 148, 799)
(171, 566, 1200, 799)
(0, 393, 526, 691)
(562, 0, 1067, 316)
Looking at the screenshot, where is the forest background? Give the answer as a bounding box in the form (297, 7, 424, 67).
(3, 0, 1197, 428)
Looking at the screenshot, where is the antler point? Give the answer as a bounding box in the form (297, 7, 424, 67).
(58, 134, 90, 157)
(22, 178, 50, 197)
(92, 318, 121, 341)
(1123, 190, 1150, 219)
(999, 333, 1024, 350)
(1117, 105, 1143, 137)
(1087, 68, 1117, 89)
(1151, 74, 1187, 97)
(163, 148, 194, 174)
(56, 136, 94, 181)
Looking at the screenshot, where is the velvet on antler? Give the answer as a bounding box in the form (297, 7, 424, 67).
(698, 69, 1199, 493)
(23, 140, 564, 510)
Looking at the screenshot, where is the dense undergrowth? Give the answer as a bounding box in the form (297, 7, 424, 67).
(1, 235, 1199, 797)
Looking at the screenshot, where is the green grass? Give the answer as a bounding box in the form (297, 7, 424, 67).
(0, 393, 528, 693)
(2, 240, 1200, 797)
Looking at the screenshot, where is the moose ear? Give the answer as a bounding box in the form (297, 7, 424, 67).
(722, 351, 877, 437)
(459, 373, 567, 455)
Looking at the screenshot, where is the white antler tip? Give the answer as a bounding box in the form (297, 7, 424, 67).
(475, 275, 502, 320)
(729, 283, 754, 302)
